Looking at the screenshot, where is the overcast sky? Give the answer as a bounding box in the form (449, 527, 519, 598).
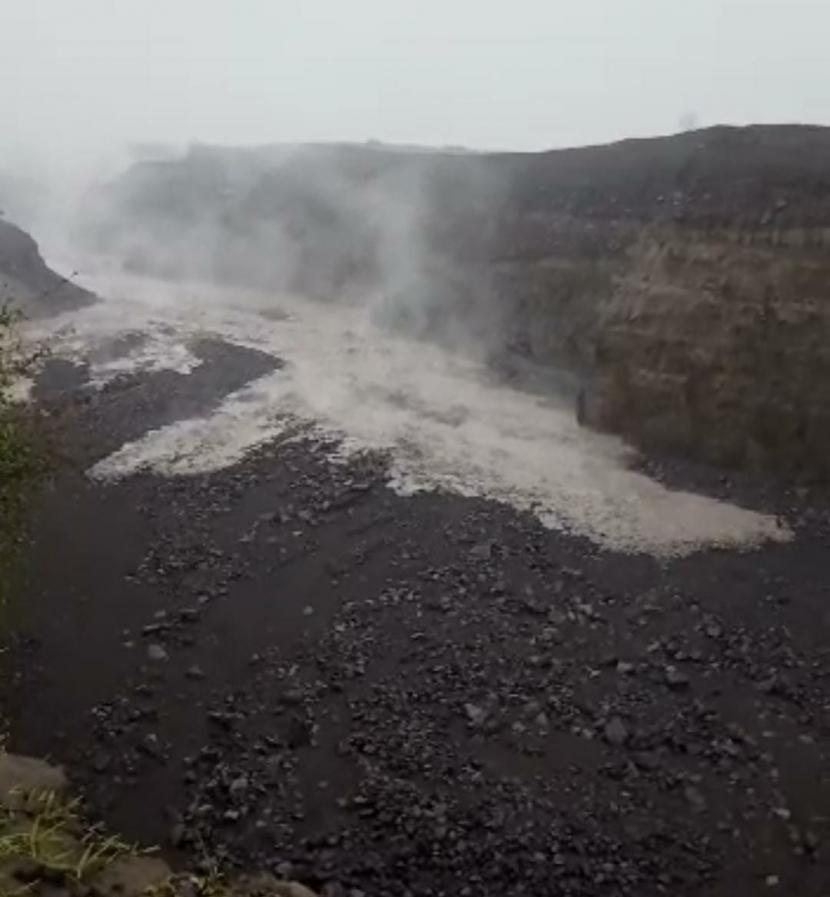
(1, 0, 828, 161)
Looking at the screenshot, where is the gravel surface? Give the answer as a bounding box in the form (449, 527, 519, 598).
(2, 338, 830, 897)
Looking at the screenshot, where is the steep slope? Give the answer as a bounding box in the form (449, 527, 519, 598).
(0, 219, 95, 316)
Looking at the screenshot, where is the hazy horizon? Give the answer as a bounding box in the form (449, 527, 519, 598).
(2, 0, 828, 170)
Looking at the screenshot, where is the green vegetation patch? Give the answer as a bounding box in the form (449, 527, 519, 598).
(0, 303, 44, 616)
(0, 789, 141, 894)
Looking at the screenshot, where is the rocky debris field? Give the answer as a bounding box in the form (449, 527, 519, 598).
(2, 342, 830, 897)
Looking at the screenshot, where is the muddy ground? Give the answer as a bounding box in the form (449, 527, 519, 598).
(2, 338, 830, 897)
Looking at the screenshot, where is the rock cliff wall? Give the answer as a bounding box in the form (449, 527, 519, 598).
(88, 126, 830, 478)
(589, 226, 830, 477)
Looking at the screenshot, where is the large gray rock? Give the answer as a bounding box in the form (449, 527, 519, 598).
(0, 753, 68, 809)
(232, 873, 319, 897)
(272, 884, 319, 897)
(89, 856, 172, 897)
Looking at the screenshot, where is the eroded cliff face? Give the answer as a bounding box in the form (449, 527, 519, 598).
(587, 226, 830, 477)
(87, 125, 830, 478)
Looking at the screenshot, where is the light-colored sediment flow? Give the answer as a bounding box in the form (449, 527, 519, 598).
(26, 264, 791, 557)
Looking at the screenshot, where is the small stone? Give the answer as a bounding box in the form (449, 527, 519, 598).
(604, 716, 628, 746)
(765, 874, 780, 887)
(140, 734, 163, 758)
(280, 688, 304, 706)
(91, 752, 111, 773)
(286, 716, 312, 749)
(634, 751, 660, 771)
(758, 677, 777, 694)
(229, 775, 249, 798)
(470, 541, 494, 561)
(147, 644, 168, 662)
(684, 784, 707, 812)
(521, 597, 546, 616)
(464, 703, 487, 727)
(302, 605, 315, 616)
(665, 665, 689, 689)
(185, 665, 205, 680)
(616, 661, 635, 675)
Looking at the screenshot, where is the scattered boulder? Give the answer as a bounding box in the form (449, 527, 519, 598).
(665, 665, 690, 689)
(469, 541, 494, 561)
(147, 643, 169, 662)
(603, 716, 629, 746)
(464, 702, 487, 727)
(683, 784, 708, 813)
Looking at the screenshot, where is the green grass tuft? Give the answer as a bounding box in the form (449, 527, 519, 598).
(0, 790, 141, 893)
